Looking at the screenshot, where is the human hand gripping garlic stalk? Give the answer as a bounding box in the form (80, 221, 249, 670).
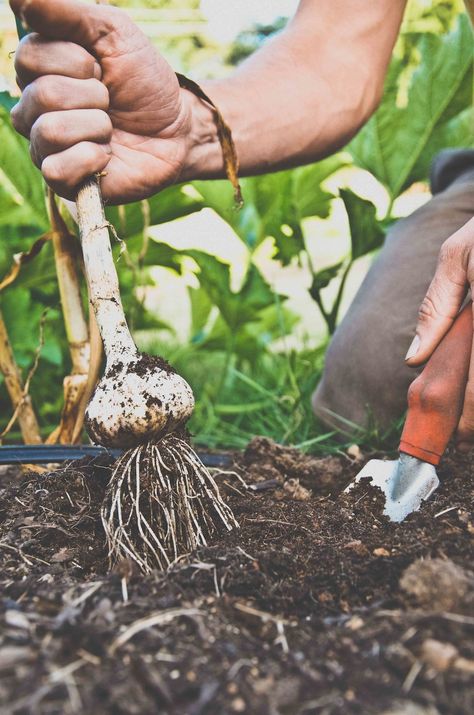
(77, 177, 238, 573)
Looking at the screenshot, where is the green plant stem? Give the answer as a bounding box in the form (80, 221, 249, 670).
(327, 261, 353, 334)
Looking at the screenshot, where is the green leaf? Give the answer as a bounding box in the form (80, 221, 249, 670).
(193, 155, 347, 265)
(292, 154, 349, 219)
(349, 15, 474, 199)
(310, 261, 344, 295)
(114, 234, 183, 273)
(105, 184, 203, 240)
(185, 250, 280, 332)
(340, 189, 385, 261)
(1, 290, 63, 368)
(189, 286, 213, 343)
(0, 91, 17, 113)
(0, 99, 48, 227)
(198, 302, 297, 359)
(191, 178, 260, 248)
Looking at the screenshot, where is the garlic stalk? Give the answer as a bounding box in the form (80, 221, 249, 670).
(76, 178, 194, 448)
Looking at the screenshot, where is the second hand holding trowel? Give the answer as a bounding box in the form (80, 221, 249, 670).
(348, 303, 472, 522)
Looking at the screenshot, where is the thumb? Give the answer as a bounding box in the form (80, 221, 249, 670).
(405, 236, 468, 367)
(10, 0, 117, 49)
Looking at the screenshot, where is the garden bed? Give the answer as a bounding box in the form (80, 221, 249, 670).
(0, 437, 473, 714)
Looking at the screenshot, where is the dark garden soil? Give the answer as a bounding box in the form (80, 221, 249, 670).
(0, 436, 473, 715)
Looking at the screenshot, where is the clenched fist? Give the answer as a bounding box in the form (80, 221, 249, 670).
(10, 0, 195, 203)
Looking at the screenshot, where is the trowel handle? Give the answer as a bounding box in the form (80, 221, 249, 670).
(399, 303, 472, 465)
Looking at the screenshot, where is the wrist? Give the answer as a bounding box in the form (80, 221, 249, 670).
(178, 84, 226, 182)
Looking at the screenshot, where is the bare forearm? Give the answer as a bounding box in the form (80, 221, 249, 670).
(182, 0, 406, 181)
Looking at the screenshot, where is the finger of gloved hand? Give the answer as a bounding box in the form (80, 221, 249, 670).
(41, 141, 112, 200)
(11, 76, 109, 138)
(405, 236, 469, 367)
(15, 34, 101, 89)
(11, 0, 133, 53)
(29, 109, 113, 168)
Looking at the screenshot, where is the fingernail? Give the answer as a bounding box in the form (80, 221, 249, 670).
(456, 441, 472, 453)
(104, 144, 112, 155)
(405, 334, 420, 361)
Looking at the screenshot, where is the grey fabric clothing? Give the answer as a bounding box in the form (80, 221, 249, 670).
(312, 149, 474, 436)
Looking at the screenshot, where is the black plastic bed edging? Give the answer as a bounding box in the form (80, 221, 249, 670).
(0, 444, 232, 469)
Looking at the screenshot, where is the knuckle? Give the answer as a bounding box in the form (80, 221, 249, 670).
(91, 79, 110, 108)
(30, 76, 57, 111)
(417, 295, 438, 324)
(41, 156, 67, 187)
(32, 113, 57, 144)
(13, 34, 37, 75)
(102, 5, 134, 31)
(438, 239, 460, 265)
(97, 110, 113, 136)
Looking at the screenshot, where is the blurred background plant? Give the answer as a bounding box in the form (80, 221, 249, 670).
(0, 0, 472, 452)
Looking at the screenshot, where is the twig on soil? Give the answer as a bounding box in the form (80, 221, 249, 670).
(435, 506, 459, 517)
(222, 480, 248, 498)
(109, 607, 203, 655)
(234, 602, 291, 626)
(67, 581, 103, 608)
(402, 659, 423, 692)
(121, 577, 129, 603)
(274, 620, 290, 654)
(437, 612, 474, 626)
(227, 658, 254, 680)
(7, 659, 87, 714)
(237, 545, 257, 562)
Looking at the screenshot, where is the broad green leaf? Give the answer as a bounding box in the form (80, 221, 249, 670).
(0, 99, 48, 227)
(105, 184, 203, 239)
(193, 155, 346, 265)
(339, 189, 385, 261)
(1, 289, 63, 368)
(113, 234, 183, 273)
(310, 261, 344, 295)
(349, 15, 474, 199)
(0, 239, 57, 291)
(130, 303, 171, 333)
(0, 185, 48, 280)
(185, 249, 280, 331)
(0, 91, 17, 113)
(198, 302, 297, 359)
(189, 286, 213, 343)
(247, 170, 304, 263)
(192, 178, 260, 248)
(292, 154, 349, 219)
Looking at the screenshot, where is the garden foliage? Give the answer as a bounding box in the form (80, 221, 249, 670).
(0, 7, 472, 446)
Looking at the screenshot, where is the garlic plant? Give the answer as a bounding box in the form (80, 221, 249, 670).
(76, 177, 237, 572)
(76, 178, 195, 448)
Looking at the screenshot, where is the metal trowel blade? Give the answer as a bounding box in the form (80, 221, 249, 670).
(346, 453, 440, 523)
